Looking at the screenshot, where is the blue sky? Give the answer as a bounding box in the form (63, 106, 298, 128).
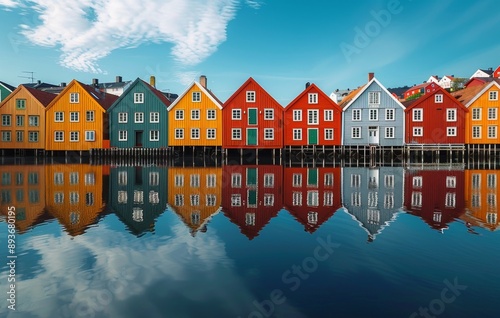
(1, 0, 499, 104)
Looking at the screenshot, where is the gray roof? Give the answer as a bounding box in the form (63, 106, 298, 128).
(0, 81, 16, 91)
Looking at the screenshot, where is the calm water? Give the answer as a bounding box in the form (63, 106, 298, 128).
(0, 160, 499, 318)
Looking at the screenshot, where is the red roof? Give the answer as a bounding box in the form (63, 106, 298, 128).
(140, 80, 172, 107)
(79, 81, 119, 110)
(24, 85, 57, 107)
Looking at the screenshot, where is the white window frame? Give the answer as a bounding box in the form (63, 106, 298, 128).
(293, 129, 302, 141)
(70, 93, 79, 103)
(385, 109, 395, 121)
(352, 109, 361, 121)
(308, 93, 318, 104)
(207, 109, 216, 120)
(413, 109, 423, 122)
(489, 91, 498, 101)
(70, 131, 79, 142)
(447, 127, 457, 137)
(191, 109, 200, 120)
(264, 109, 274, 120)
(472, 108, 481, 121)
(206, 128, 216, 140)
(174, 128, 184, 139)
(118, 130, 127, 141)
(55, 112, 64, 123)
(324, 110, 333, 121)
(324, 128, 334, 140)
(308, 109, 319, 125)
(192, 91, 201, 102)
(175, 110, 184, 120)
(385, 127, 395, 139)
(488, 125, 497, 139)
(85, 131, 95, 141)
(54, 131, 64, 142)
(86, 111, 94, 122)
(246, 91, 255, 102)
(191, 128, 200, 140)
(413, 127, 423, 137)
(369, 109, 378, 121)
(351, 127, 361, 139)
(70, 112, 79, 123)
(134, 112, 144, 123)
(232, 109, 242, 120)
(150, 130, 159, 141)
(472, 126, 481, 139)
(232, 128, 241, 140)
(150, 112, 159, 123)
(435, 94, 443, 103)
(264, 128, 274, 140)
(368, 91, 380, 106)
(488, 108, 498, 120)
(293, 109, 302, 121)
(446, 109, 457, 122)
(134, 93, 144, 104)
(118, 112, 128, 123)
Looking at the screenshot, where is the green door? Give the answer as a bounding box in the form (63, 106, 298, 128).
(308, 128, 318, 145)
(307, 168, 318, 186)
(247, 128, 258, 146)
(248, 189, 257, 207)
(247, 168, 257, 186)
(248, 108, 258, 125)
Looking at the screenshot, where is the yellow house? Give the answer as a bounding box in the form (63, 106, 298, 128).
(167, 166, 222, 235)
(0, 85, 56, 153)
(463, 170, 499, 231)
(45, 80, 118, 152)
(167, 76, 223, 149)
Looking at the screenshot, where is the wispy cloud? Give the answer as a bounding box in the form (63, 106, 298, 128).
(1, 0, 239, 73)
(245, 0, 262, 9)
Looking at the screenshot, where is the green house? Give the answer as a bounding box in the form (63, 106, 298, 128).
(0, 81, 15, 102)
(108, 78, 172, 148)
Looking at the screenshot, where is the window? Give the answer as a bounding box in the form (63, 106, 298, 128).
(206, 195, 217, 206)
(435, 94, 443, 103)
(70, 131, 79, 142)
(352, 109, 361, 121)
(413, 109, 423, 122)
(86, 111, 94, 122)
(308, 110, 319, 124)
(231, 173, 241, 187)
(87, 191, 96, 206)
(264, 174, 274, 187)
(324, 191, 333, 206)
(471, 194, 480, 208)
(134, 93, 144, 103)
(472, 174, 480, 189)
(190, 195, 200, 206)
(433, 212, 442, 223)
(16, 131, 23, 142)
(324, 110, 333, 121)
(385, 109, 395, 120)
(385, 127, 395, 138)
(488, 126, 497, 138)
(352, 127, 361, 138)
(384, 193, 394, 209)
(1, 131, 11, 142)
(472, 126, 481, 139)
(206, 174, 216, 188)
(118, 130, 127, 141)
(446, 176, 456, 188)
(150, 112, 159, 123)
(232, 109, 241, 120)
(231, 194, 241, 206)
(191, 109, 200, 120)
(118, 112, 128, 123)
(447, 109, 457, 122)
(28, 116, 39, 126)
(325, 173, 334, 187)
(264, 109, 274, 120)
(307, 190, 319, 207)
(413, 176, 422, 188)
(28, 172, 38, 185)
(293, 173, 302, 187)
(85, 172, 95, 185)
(472, 108, 481, 120)
(190, 174, 200, 187)
(292, 192, 302, 206)
(192, 91, 201, 102)
(445, 192, 456, 208)
(413, 127, 423, 136)
(293, 110, 302, 121)
(232, 128, 241, 140)
(28, 131, 38, 142)
(70, 172, 79, 185)
(134, 112, 144, 123)
(369, 109, 378, 121)
(447, 127, 457, 136)
(55, 112, 64, 122)
(191, 128, 200, 139)
(351, 192, 361, 206)
(324, 128, 334, 140)
(293, 129, 302, 140)
(175, 110, 184, 120)
(308, 212, 318, 224)
(368, 91, 380, 105)
(70, 112, 79, 122)
(308, 93, 318, 104)
(16, 99, 26, 110)
(487, 174, 496, 188)
(85, 131, 95, 141)
(207, 109, 216, 120)
(54, 192, 64, 204)
(70, 93, 79, 103)
(489, 91, 498, 101)
(2, 115, 11, 126)
(264, 194, 274, 206)
(16, 115, 24, 126)
(175, 128, 184, 139)
(264, 128, 274, 140)
(488, 108, 497, 120)
(351, 174, 361, 187)
(385, 175, 395, 188)
(487, 213, 497, 224)
(150, 130, 159, 141)
(54, 172, 64, 185)
(207, 128, 216, 139)
(54, 131, 64, 142)
(368, 192, 378, 208)
(411, 192, 422, 207)
(175, 194, 184, 206)
(246, 91, 255, 102)
(488, 194, 497, 207)
(174, 174, 184, 187)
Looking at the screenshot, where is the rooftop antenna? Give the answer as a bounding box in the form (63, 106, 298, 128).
(19, 71, 36, 83)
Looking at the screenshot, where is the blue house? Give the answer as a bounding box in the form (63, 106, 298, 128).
(341, 73, 406, 147)
(108, 78, 172, 148)
(0, 81, 15, 102)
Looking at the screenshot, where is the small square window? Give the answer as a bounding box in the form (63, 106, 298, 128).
(55, 112, 64, 122)
(435, 94, 443, 103)
(207, 128, 216, 139)
(70, 112, 79, 122)
(192, 91, 201, 102)
(308, 93, 318, 104)
(264, 128, 274, 140)
(134, 93, 144, 103)
(118, 113, 128, 123)
(54, 131, 64, 142)
(175, 129, 184, 139)
(70, 131, 79, 142)
(175, 110, 184, 120)
(413, 127, 423, 136)
(447, 127, 457, 136)
(232, 128, 241, 140)
(16, 99, 26, 110)
(264, 109, 274, 120)
(191, 109, 200, 120)
(70, 93, 79, 103)
(324, 128, 334, 140)
(232, 109, 241, 120)
(246, 91, 255, 102)
(191, 128, 200, 139)
(207, 109, 216, 120)
(150, 112, 159, 123)
(85, 131, 95, 141)
(489, 91, 498, 101)
(135, 112, 144, 123)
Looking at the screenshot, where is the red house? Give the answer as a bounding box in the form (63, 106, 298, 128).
(404, 169, 465, 231)
(404, 86, 468, 144)
(495, 65, 500, 78)
(284, 83, 342, 148)
(404, 82, 434, 99)
(221, 165, 283, 240)
(283, 167, 341, 233)
(222, 77, 283, 151)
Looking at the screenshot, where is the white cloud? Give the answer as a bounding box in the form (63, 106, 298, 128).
(245, 0, 262, 9)
(1, 0, 239, 73)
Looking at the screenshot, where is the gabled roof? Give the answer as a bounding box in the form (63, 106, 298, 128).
(0, 84, 56, 108)
(453, 81, 500, 107)
(108, 78, 172, 112)
(404, 85, 468, 112)
(464, 77, 500, 88)
(284, 83, 341, 111)
(0, 81, 15, 92)
(341, 77, 406, 110)
(167, 81, 223, 111)
(338, 86, 364, 109)
(479, 68, 494, 76)
(404, 82, 431, 95)
(23, 82, 59, 89)
(223, 77, 282, 109)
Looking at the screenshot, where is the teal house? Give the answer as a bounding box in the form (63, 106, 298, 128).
(0, 81, 15, 102)
(108, 77, 172, 148)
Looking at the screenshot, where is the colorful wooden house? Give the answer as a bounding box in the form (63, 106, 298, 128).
(109, 166, 168, 236)
(404, 169, 465, 231)
(405, 86, 467, 145)
(0, 81, 15, 102)
(462, 170, 499, 231)
(403, 82, 435, 100)
(453, 81, 500, 145)
(0, 85, 56, 154)
(45, 80, 118, 153)
(167, 166, 222, 235)
(283, 167, 341, 233)
(341, 73, 406, 147)
(222, 77, 284, 154)
(284, 83, 342, 150)
(342, 166, 404, 242)
(167, 76, 223, 153)
(221, 165, 283, 240)
(44, 164, 105, 236)
(108, 78, 172, 148)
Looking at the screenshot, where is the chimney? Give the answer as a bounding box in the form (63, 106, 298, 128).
(368, 72, 374, 82)
(150, 75, 156, 88)
(60, 82, 66, 87)
(92, 78, 99, 87)
(489, 67, 493, 71)
(305, 82, 311, 89)
(200, 75, 207, 88)
(37, 80, 41, 85)
(116, 76, 122, 83)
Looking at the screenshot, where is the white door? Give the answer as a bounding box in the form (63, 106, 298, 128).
(368, 127, 379, 145)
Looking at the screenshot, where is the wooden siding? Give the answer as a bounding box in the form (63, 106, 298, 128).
(168, 83, 222, 147)
(465, 84, 500, 144)
(284, 84, 342, 147)
(223, 78, 284, 149)
(0, 85, 12, 102)
(463, 170, 500, 231)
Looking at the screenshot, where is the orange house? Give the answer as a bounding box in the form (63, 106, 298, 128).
(463, 170, 499, 231)
(0, 85, 56, 152)
(45, 80, 118, 152)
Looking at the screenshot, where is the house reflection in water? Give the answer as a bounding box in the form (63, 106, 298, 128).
(284, 167, 342, 233)
(404, 169, 465, 232)
(342, 166, 404, 242)
(222, 165, 283, 239)
(462, 170, 499, 231)
(167, 167, 222, 235)
(109, 166, 168, 236)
